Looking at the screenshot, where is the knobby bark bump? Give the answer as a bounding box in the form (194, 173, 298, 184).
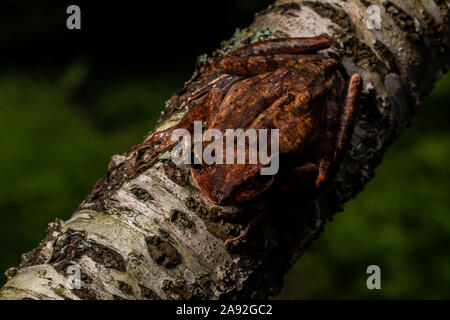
(1, 0, 449, 300)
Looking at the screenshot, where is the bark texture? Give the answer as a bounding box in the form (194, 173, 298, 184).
(1, 0, 449, 300)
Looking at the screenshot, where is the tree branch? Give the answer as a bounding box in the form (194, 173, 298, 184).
(1, 0, 449, 300)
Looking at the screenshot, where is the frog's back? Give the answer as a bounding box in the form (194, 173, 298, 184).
(208, 53, 341, 132)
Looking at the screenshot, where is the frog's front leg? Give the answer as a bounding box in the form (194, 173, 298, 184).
(315, 74, 362, 188)
(221, 163, 318, 251)
(224, 207, 271, 252)
(132, 88, 225, 172)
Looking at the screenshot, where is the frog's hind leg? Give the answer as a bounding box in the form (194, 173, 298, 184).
(334, 74, 362, 164)
(231, 34, 333, 58)
(315, 74, 362, 188)
(212, 34, 333, 76)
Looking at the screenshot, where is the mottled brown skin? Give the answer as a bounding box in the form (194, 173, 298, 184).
(134, 35, 362, 248)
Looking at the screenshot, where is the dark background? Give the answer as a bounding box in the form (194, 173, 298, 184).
(0, 1, 449, 299)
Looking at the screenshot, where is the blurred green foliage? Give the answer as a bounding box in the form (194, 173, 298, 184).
(0, 1, 449, 299)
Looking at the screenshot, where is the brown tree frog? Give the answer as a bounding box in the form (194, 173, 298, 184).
(134, 34, 362, 247)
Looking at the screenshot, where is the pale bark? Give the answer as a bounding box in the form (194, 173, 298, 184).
(1, 0, 449, 300)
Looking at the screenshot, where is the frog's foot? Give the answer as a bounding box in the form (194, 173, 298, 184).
(148, 128, 179, 154)
(224, 209, 270, 252)
(315, 74, 362, 189)
(224, 164, 318, 251)
(206, 206, 247, 221)
(132, 127, 174, 154)
(133, 127, 179, 174)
